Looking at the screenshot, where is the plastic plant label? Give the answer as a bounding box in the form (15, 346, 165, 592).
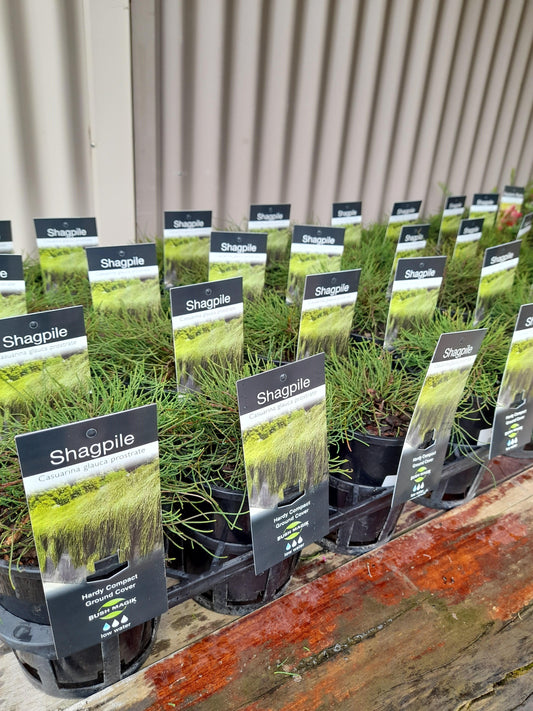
(86, 243, 160, 316)
(0, 221, 14, 254)
(518, 212, 533, 239)
(384, 200, 422, 241)
(387, 223, 430, 294)
(286, 225, 345, 304)
(170, 277, 243, 393)
(209, 232, 267, 300)
(15, 405, 168, 659)
(392, 329, 486, 506)
(163, 210, 212, 288)
(489, 303, 533, 459)
(473, 239, 521, 325)
(248, 203, 291, 262)
(296, 269, 360, 359)
(0, 306, 90, 416)
(34, 217, 98, 291)
(236, 354, 329, 574)
(451, 217, 484, 262)
(437, 195, 466, 249)
(383, 256, 446, 351)
(0, 254, 26, 318)
(331, 202, 362, 248)
(496, 185, 524, 230)
(469, 193, 499, 229)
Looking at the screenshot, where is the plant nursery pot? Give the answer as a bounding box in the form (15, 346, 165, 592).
(0, 559, 159, 699)
(323, 434, 405, 555)
(168, 484, 300, 615)
(343, 430, 406, 487)
(415, 449, 484, 511)
(452, 396, 496, 454)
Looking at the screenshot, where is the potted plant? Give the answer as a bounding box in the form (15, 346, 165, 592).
(163, 357, 303, 615)
(396, 310, 513, 506)
(323, 340, 424, 553)
(0, 266, 200, 697)
(0, 360, 175, 698)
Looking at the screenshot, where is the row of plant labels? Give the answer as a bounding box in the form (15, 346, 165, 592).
(12, 304, 533, 658)
(0, 237, 524, 372)
(1, 225, 529, 366)
(0, 194, 530, 307)
(0, 187, 528, 259)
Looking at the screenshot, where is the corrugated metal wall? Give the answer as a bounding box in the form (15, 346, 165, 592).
(0, 0, 136, 255)
(133, 0, 533, 237)
(1, 0, 532, 254)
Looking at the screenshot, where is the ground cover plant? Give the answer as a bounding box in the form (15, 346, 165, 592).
(244, 290, 299, 362)
(325, 341, 423, 446)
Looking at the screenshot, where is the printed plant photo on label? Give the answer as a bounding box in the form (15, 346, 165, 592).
(27, 453, 162, 582)
(90, 276, 160, 316)
(164, 235, 210, 286)
(497, 333, 533, 414)
(384, 283, 441, 350)
(0, 351, 91, 414)
(174, 314, 243, 392)
(439, 213, 463, 248)
(297, 302, 354, 359)
(0, 293, 26, 319)
(260, 228, 291, 262)
(209, 261, 265, 300)
(287, 252, 341, 304)
(241, 397, 328, 510)
(40, 246, 89, 291)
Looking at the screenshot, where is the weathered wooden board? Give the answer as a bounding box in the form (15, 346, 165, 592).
(60, 466, 533, 711)
(1, 458, 531, 710)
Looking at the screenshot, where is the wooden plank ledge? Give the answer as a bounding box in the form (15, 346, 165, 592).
(62, 465, 533, 711)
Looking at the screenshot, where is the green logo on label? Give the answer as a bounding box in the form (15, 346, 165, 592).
(98, 597, 127, 620)
(283, 521, 305, 551)
(414, 466, 429, 483)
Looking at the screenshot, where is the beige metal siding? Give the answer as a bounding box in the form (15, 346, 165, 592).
(0, 0, 135, 255)
(133, 0, 533, 237)
(1, 1, 532, 251)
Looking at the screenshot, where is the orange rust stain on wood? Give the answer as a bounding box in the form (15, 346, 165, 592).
(140, 466, 533, 710)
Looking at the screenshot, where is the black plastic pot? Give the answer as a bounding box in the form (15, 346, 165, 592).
(0, 559, 159, 699)
(168, 483, 300, 615)
(415, 449, 484, 510)
(416, 398, 495, 510)
(323, 434, 405, 555)
(452, 397, 496, 455)
(343, 431, 405, 487)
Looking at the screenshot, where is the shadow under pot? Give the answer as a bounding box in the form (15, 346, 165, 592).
(168, 483, 300, 616)
(0, 559, 159, 699)
(324, 432, 405, 555)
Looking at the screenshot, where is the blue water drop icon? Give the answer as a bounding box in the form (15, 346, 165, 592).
(286, 543, 291, 551)
(103, 623, 110, 631)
